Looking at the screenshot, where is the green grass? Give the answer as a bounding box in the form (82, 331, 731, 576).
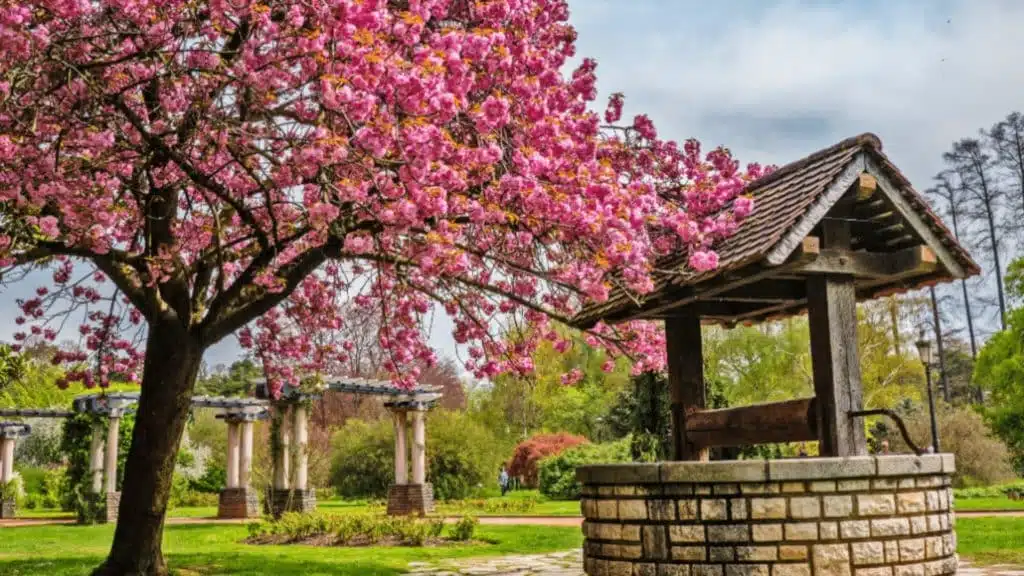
(958, 517, 1024, 565)
(955, 497, 1024, 511)
(0, 523, 583, 575)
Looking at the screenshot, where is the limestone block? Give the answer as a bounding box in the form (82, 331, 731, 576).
(784, 522, 819, 541)
(731, 499, 748, 520)
(852, 542, 885, 565)
(895, 565, 925, 576)
(856, 494, 896, 516)
(702, 499, 728, 521)
(789, 497, 821, 519)
(839, 520, 870, 539)
(855, 568, 893, 576)
(753, 524, 783, 542)
(871, 518, 910, 537)
(899, 538, 925, 562)
(643, 526, 669, 561)
(837, 480, 870, 492)
(736, 545, 778, 561)
(811, 481, 837, 493)
(773, 563, 812, 576)
(780, 545, 809, 560)
(670, 525, 705, 543)
(658, 565, 690, 576)
(620, 499, 648, 520)
(726, 565, 769, 576)
(649, 499, 675, 521)
(751, 498, 787, 519)
(812, 544, 851, 576)
(692, 565, 724, 576)
(709, 546, 736, 561)
(819, 522, 838, 540)
(708, 524, 749, 543)
(672, 546, 707, 561)
(824, 496, 853, 518)
(897, 492, 927, 514)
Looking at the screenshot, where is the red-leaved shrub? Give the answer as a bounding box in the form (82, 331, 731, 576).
(508, 433, 588, 488)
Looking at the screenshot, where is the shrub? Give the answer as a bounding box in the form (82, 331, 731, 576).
(330, 410, 506, 500)
(14, 418, 64, 467)
(425, 411, 505, 500)
(508, 432, 587, 488)
(246, 511, 478, 546)
(329, 419, 395, 499)
(887, 404, 1015, 487)
(538, 437, 631, 500)
(451, 514, 477, 541)
(189, 461, 226, 494)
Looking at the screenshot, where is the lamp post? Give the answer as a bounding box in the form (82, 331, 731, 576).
(915, 328, 941, 453)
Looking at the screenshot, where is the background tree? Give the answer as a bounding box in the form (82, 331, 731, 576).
(942, 139, 1009, 328)
(0, 2, 759, 573)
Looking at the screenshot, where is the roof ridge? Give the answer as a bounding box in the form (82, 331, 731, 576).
(745, 132, 882, 193)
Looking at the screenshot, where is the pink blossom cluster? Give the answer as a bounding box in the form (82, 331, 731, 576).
(0, 0, 764, 393)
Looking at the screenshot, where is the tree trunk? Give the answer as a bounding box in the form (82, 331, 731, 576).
(93, 319, 203, 576)
(929, 287, 949, 402)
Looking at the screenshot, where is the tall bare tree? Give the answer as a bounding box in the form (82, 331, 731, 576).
(942, 139, 1008, 329)
(989, 112, 1024, 227)
(926, 173, 980, 358)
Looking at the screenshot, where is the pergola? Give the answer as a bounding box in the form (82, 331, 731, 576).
(0, 392, 271, 520)
(255, 377, 442, 516)
(573, 133, 980, 459)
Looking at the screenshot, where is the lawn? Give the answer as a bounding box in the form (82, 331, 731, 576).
(958, 517, 1024, 565)
(0, 522, 584, 575)
(955, 497, 1024, 512)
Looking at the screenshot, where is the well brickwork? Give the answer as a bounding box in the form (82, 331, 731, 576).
(387, 483, 434, 516)
(218, 487, 259, 519)
(577, 455, 957, 576)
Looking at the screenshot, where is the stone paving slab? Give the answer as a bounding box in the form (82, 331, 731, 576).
(406, 550, 583, 576)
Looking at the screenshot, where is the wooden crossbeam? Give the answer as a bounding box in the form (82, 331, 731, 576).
(685, 398, 818, 448)
(791, 246, 936, 278)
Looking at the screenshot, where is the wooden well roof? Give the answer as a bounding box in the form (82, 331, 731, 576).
(573, 133, 980, 328)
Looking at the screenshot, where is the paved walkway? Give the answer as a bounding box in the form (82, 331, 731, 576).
(406, 550, 583, 576)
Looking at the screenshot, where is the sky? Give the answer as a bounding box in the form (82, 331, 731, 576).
(2, 0, 1022, 371)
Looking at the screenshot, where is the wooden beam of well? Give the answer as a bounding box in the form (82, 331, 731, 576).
(856, 173, 877, 200)
(792, 246, 937, 278)
(685, 398, 818, 448)
(665, 313, 708, 461)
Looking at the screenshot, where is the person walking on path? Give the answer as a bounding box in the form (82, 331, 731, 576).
(498, 466, 510, 496)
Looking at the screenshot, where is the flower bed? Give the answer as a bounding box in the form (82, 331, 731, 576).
(245, 512, 479, 548)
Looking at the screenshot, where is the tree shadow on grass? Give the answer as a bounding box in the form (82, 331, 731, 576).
(0, 555, 404, 576)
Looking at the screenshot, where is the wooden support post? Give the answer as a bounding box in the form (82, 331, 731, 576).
(89, 421, 105, 494)
(227, 420, 240, 485)
(807, 214, 867, 457)
(0, 438, 14, 484)
(104, 415, 120, 494)
(665, 313, 708, 461)
(273, 405, 291, 490)
(393, 410, 408, 485)
(411, 410, 426, 484)
(292, 404, 309, 491)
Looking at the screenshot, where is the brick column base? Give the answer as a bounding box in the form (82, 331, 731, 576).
(105, 492, 121, 523)
(218, 487, 259, 519)
(386, 483, 434, 516)
(0, 496, 15, 519)
(267, 489, 318, 518)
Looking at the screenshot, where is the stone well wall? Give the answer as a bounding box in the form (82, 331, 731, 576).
(577, 455, 957, 576)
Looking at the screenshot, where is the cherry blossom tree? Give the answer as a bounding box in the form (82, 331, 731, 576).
(0, 0, 762, 573)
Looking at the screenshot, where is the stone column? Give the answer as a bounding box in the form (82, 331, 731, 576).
(104, 415, 120, 494)
(89, 421, 105, 494)
(225, 421, 240, 489)
(239, 420, 254, 489)
(292, 404, 309, 491)
(393, 410, 408, 485)
(411, 410, 426, 485)
(219, 417, 258, 519)
(0, 437, 14, 484)
(273, 405, 291, 491)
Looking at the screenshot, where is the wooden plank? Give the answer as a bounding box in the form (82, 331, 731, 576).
(685, 398, 818, 448)
(665, 313, 708, 461)
(806, 216, 867, 457)
(792, 246, 938, 278)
